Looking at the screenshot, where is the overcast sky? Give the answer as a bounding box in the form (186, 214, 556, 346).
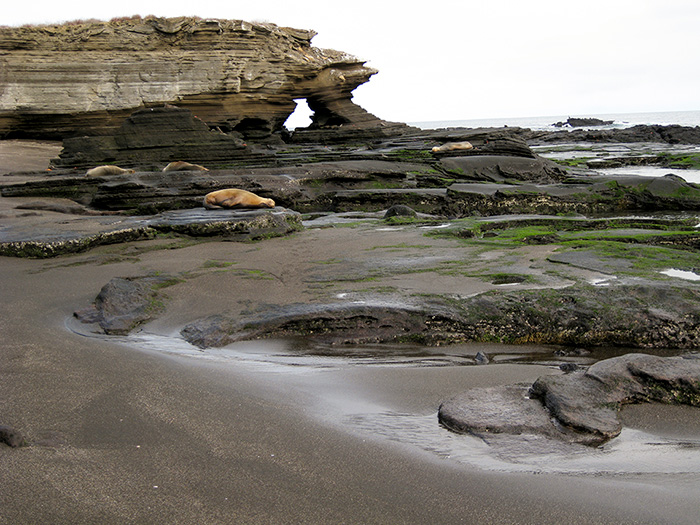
(4, 0, 700, 124)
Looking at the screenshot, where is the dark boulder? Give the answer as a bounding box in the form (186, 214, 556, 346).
(0, 425, 26, 447)
(553, 117, 614, 128)
(440, 353, 700, 446)
(475, 351, 489, 365)
(74, 275, 178, 335)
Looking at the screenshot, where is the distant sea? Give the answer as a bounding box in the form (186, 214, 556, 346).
(411, 110, 700, 131)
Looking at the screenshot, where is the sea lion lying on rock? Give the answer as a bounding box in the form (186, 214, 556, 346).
(85, 165, 135, 177)
(431, 141, 474, 153)
(163, 161, 209, 172)
(203, 189, 275, 210)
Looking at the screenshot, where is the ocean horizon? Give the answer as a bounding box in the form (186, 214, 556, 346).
(410, 109, 700, 131)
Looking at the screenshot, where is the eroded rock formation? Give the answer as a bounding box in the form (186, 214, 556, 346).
(0, 16, 409, 140)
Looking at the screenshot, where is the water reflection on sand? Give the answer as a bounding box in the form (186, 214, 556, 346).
(68, 318, 700, 478)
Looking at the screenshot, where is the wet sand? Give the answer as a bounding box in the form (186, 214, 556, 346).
(0, 139, 62, 174)
(2, 142, 700, 523)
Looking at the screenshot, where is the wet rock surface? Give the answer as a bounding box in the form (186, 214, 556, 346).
(180, 301, 463, 348)
(0, 207, 303, 257)
(176, 282, 700, 349)
(440, 353, 700, 445)
(74, 274, 179, 335)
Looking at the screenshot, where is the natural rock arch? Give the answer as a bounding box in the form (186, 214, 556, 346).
(0, 16, 412, 141)
(284, 99, 313, 130)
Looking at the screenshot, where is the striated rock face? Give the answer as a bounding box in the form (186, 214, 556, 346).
(0, 16, 408, 140)
(52, 106, 248, 168)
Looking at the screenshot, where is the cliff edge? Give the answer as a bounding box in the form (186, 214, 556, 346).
(0, 16, 407, 140)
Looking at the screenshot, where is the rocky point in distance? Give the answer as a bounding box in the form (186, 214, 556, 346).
(2, 16, 700, 450)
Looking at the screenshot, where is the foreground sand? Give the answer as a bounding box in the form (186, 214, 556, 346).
(2, 141, 700, 523)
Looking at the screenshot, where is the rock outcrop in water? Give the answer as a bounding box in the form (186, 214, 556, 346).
(0, 16, 410, 140)
(552, 117, 614, 128)
(524, 124, 700, 145)
(439, 353, 700, 445)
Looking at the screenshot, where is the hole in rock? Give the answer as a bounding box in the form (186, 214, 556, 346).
(284, 99, 313, 130)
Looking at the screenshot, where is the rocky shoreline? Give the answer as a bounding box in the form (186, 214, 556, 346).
(2, 16, 700, 523)
(3, 102, 700, 461)
(3, 116, 700, 346)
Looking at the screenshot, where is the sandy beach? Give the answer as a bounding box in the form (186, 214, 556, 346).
(2, 141, 700, 524)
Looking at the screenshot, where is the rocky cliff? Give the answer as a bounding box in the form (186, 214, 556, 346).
(0, 16, 407, 140)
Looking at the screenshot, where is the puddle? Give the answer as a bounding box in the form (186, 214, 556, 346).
(661, 268, 700, 281)
(419, 223, 450, 230)
(66, 317, 700, 476)
(589, 276, 617, 286)
(600, 166, 700, 183)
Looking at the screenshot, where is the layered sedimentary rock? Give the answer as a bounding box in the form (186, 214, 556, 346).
(0, 207, 303, 258)
(52, 106, 248, 168)
(0, 16, 409, 140)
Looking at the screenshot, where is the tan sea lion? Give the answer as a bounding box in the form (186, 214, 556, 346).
(163, 161, 209, 172)
(431, 141, 474, 153)
(203, 189, 275, 210)
(85, 165, 135, 177)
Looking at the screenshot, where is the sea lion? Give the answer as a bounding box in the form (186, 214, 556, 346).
(203, 189, 275, 210)
(163, 161, 209, 172)
(431, 141, 474, 153)
(85, 165, 135, 177)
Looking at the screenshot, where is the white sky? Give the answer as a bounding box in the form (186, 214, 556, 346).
(4, 0, 700, 123)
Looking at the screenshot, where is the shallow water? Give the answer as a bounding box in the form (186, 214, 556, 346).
(533, 141, 700, 183)
(412, 110, 700, 132)
(67, 318, 700, 477)
(661, 268, 700, 281)
(600, 166, 700, 184)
